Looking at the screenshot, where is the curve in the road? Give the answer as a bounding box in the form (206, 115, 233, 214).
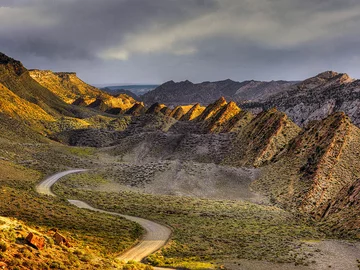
(36, 169, 172, 263)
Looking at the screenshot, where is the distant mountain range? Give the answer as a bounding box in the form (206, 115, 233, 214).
(141, 79, 298, 106)
(139, 71, 360, 128)
(102, 84, 159, 96)
(242, 71, 360, 127)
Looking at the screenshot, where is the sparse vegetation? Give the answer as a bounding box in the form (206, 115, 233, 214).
(54, 173, 325, 268)
(0, 149, 143, 269)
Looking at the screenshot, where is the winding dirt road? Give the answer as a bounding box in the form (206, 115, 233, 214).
(36, 169, 172, 263)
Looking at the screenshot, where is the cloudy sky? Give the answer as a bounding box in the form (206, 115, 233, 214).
(1, 0, 360, 84)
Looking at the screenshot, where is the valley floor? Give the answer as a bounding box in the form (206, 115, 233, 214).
(51, 155, 360, 270)
(1, 141, 359, 269)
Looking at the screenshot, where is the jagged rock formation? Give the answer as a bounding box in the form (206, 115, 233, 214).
(180, 103, 206, 121)
(29, 69, 137, 112)
(253, 112, 360, 232)
(169, 106, 185, 120)
(65, 97, 302, 171)
(244, 71, 360, 127)
(142, 79, 296, 106)
(203, 101, 241, 133)
(143, 71, 360, 129)
(196, 97, 227, 122)
(223, 108, 301, 167)
(160, 106, 172, 116)
(220, 111, 254, 133)
(146, 103, 166, 114)
(126, 103, 146, 116)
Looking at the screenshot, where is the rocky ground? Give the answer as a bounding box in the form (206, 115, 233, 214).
(64, 160, 264, 203)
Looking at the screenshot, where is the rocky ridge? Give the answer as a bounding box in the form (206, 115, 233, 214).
(29, 69, 137, 112)
(243, 71, 360, 127)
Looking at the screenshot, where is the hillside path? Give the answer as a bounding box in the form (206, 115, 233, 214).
(36, 169, 172, 263)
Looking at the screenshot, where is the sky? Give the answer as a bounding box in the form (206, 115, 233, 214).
(1, 0, 360, 84)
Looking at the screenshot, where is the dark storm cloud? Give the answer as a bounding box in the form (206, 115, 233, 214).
(0, 0, 218, 59)
(0, 0, 360, 83)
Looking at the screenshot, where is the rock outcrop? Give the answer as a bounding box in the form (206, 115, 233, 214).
(202, 101, 241, 133)
(26, 232, 45, 250)
(169, 106, 185, 120)
(180, 103, 206, 121)
(243, 71, 360, 127)
(220, 111, 254, 133)
(53, 232, 71, 247)
(160, 107, 172, 116)
(126, 103, 146, 116)
(196, 97, 227, 122)
(146, 103, 166, 114)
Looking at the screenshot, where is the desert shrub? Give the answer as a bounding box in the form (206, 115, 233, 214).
(0, 242, 7, 252)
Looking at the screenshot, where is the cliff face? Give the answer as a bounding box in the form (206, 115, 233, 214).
(141, 79, 297, 106)
(29, 69, 137, 112)
(244, 71, 360, 127)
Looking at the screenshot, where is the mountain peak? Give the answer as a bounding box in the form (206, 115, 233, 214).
(180, 103, 206, 121)
(316, 70, 340, 78)
(163, 80, 175, 85)
(0, 52, 19, 65)
(197, 97, 228, 122)
(216, 96, 227, 104)
(313, 70, 352, 82)
(0, 52, 27, 76)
